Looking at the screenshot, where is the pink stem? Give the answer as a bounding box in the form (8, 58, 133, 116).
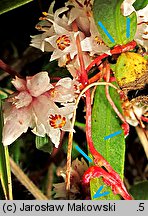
(82, 166, 132, 200)
(73, 22, 132, 200)
(73, 22, 116, 171)
(105, 64, 129, 125)
(86, 41, 137, 73)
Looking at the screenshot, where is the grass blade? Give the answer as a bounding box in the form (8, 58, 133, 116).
(0, 99, 13, 199)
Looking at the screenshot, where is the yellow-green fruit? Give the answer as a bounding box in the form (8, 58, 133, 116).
(115, 52, 147, 88)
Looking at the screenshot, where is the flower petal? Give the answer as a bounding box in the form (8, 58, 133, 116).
(30, 32, 54, 52)
(135, 23, 148, 51)
(32, 95, 57, 129)
(49, 78, 79, 103)
(47, 127, 61, 148)
(56, 77, 74, 88)
(14, 91, 32, 108)
(62, 117, 73, 131)
(55, 104, 75, 116)
(11, 76, 27, 91)
(137, 5, 148, 23)
(53, 22, 69, 35)
(31, 120, 46, 137)
(2, 107, 32, 146)
(26, 72, 53, 97)
(49, 48, 64, 62)
(121, 0, 136, 16)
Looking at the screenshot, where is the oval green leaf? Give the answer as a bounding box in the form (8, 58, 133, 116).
(92, 0, 137, 47)
(90, 84, 126, 199)
(133, 0, 148, 10)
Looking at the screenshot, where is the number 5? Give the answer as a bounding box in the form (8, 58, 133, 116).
(139, 203, 144, 211)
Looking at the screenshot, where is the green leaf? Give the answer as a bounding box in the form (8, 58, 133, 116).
(133, 0, 148, 10)
(35, 136, 53, 154)
(90, 178, 120, 200)
(114, 52, 147, 88)
(92, 0, 137, 47)
(0, 99, 12, 199)
(0, 0, 33, 15)
(129, 181, 148, 200)
(90, 84, 126, 199)
(0, 103, 8, 198)
(9, 138, 23, 164)
(144, 55, 148, 60)
(0, 89, 8, 99)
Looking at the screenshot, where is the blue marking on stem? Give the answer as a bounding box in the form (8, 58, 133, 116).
(75, 145, 92, 162)
(98, 21, 115, 43)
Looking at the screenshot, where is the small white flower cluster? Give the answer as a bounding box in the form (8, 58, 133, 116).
(30, 0, 148, 79)
(53, 157, 88, 199)
(2, 72, 80, 148)
(30, 0, 110, 77)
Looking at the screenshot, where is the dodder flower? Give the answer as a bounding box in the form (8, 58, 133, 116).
(2, 72, 76, 147)
(2, 72, 52, 146)
(53, 157, 88, 199)
(30, 0, 109, 68)
(48, 77, 80, 103)
(81, 18, 110, 56)
(45, 23, 81, 64)
(30, 7, 83, 66)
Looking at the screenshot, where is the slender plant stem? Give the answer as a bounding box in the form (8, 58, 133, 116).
(72, 22, 114, 171)
(0, 59, 21, 78)
(5, 147, 13, 200)
(105, 63, 127, 124)
(65, 83, 115, 193)
(46, 163, 54, 199)
(9, 157, 48, 200)
(66, 21, 89, 195)
(65, 24, 136, 199)
(86, 41, 137, 73)
(73, 35, 132, 199)
(65, 132, 73, 196)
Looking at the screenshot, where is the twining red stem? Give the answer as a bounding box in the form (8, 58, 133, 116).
(105, 63, 129, 126)
(86, 41, 137, 73)
(82, 166, 132, 200)
(73, 21, 117, 171)
(73, 22, 133, 199)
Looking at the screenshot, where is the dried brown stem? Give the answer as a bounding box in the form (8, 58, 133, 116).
(10, 157, 48, 200)
(0, 59, 21, 78)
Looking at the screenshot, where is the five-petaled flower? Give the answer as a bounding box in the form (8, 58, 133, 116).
(44, 22, 81, 64)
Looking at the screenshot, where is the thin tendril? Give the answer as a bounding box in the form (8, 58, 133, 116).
(66, 82, 119, 193)
(105, 63, 127, 124)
